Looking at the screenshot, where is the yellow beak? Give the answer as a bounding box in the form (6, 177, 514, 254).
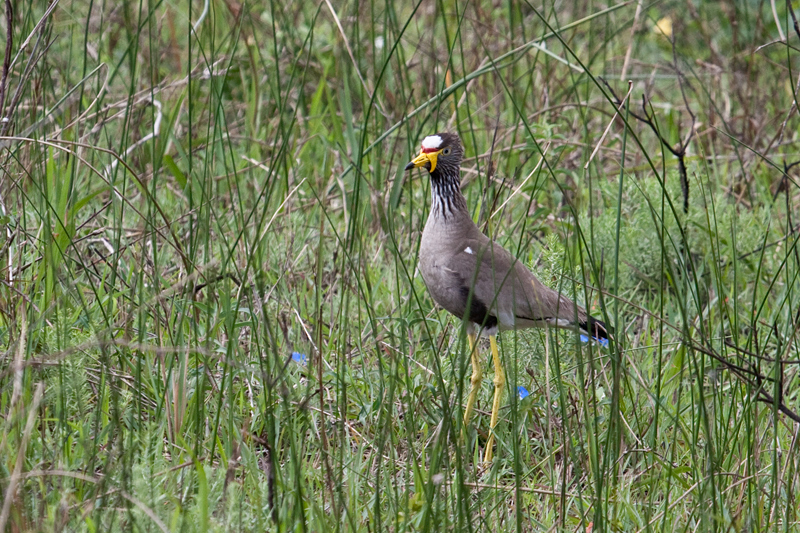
(404, 149, 441, 173)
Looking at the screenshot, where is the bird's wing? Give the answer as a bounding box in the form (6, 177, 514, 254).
(450, 235, 612, 337)
(507, 248, 611, 339)
(443, 233, 610, 339)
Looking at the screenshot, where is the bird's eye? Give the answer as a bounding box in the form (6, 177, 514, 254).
(443, 148, 451, 155)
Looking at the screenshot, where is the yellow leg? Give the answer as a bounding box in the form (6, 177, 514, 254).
(463, 332, 482, 427)
(484, 335, 505, 463)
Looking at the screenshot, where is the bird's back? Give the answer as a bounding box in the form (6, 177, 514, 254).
(420, 211, 605, 337)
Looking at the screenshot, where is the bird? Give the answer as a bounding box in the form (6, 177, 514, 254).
(405, 132, 611, 464)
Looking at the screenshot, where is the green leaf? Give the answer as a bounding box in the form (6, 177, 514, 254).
(163, 154, 187, 189)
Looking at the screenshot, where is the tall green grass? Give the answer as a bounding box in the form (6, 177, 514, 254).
(1, 0, 799, 531)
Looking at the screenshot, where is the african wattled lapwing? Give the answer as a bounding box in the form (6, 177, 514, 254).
(405, 132, 610, 464)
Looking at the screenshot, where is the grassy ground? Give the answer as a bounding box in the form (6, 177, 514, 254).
(1, 0, 800, 531)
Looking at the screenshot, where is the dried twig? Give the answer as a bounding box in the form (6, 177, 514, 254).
(692, 338, 800, 424)
(601, 77, 696, 213)
(601, 32, 697, 214)
(789, 1, 800, 43)
(561, 275, 800, 424)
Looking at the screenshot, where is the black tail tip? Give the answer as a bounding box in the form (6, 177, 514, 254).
(581, 316, 612, 340)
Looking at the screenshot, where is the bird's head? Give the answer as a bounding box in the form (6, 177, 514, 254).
(404, 133, 463, 176)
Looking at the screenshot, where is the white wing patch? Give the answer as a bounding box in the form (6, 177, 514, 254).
(464, 246, 473, 255)
(421, 135, 443, 149)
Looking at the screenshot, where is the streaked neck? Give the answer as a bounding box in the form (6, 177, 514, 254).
(430, 170, 467, 220)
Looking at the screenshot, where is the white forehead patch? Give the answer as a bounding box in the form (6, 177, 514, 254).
(464, 247, 473, 255)
(421, 135, 443, 150)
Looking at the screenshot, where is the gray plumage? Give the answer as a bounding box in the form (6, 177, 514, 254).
(405, 132, 610, 464)
(409, 132, 609, 340)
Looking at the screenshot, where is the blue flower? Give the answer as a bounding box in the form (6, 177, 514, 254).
(291, 352, 307, 365)
(517, 386, 530, 399)
(580, 335, 609, 348)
